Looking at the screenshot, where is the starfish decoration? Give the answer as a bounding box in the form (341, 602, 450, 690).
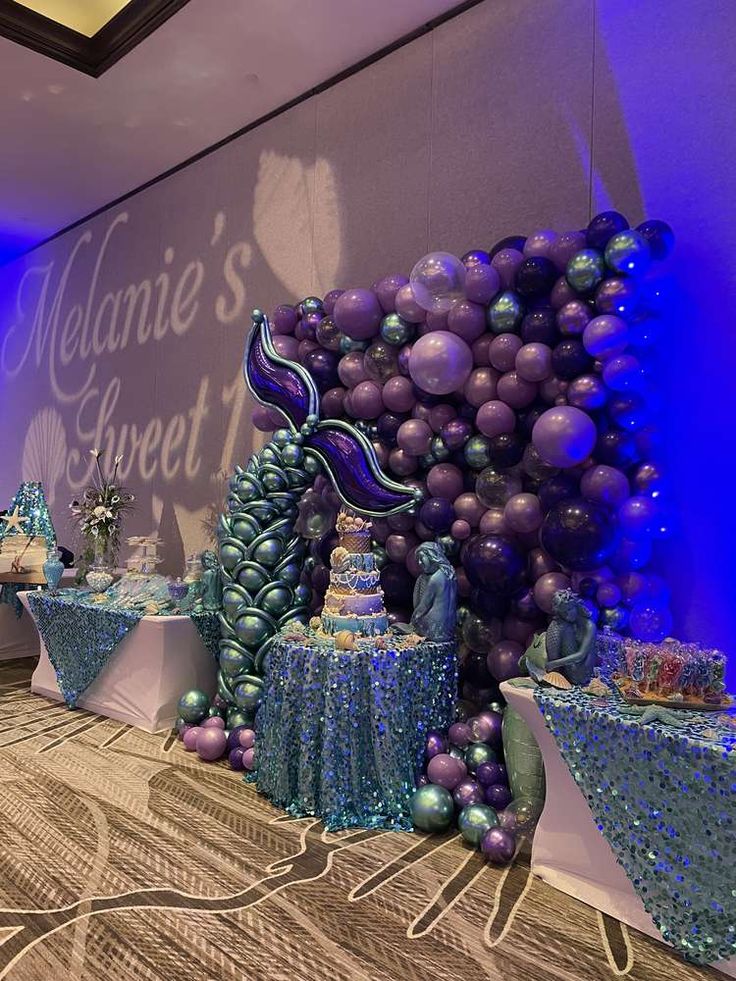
(620, 703, 688, 727)
(0, 507, 29, 534)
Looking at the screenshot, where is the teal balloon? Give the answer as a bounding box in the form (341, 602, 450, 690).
(175, 716, 188, 734)
(252, 538, 283, 567)
(276, 561, 302, 585)
(339, 336, 369, 353)
(220, 542, 243, 571)
(260, 447, 280, 465)
(371, 545, 388, 570)
(301, 296, 323, 314)
(281, 444, 305, 467)
(465, 742, 497, 773)
(430, 435, 451, 462)
(227, 708, 251, 728)
(177, 689, 210, 723)
(566, 249, 606, 293)
(604, 230, 651, 277)
(304, 454, 321, 475)
(294, 583, 311, 604)
(234, 681, 262, 712)
(234, 613, 271, 647)
(232, 517, 259, 543)
(464, 435, 492, 470)
(271, 429, 292, 448)
(219, 647, 249, 677)
(234, 474, 261, 502)
(487, 291, 523, 334)
(208, 706, 224, 719)
(237, 564, 268, 592)
(410, 784, 455, 833)
(261, 470, 287, 493)
(458, 804, 498, 846)
(448, 745, 466, 762)
(259, 584, 293, 616)
(380, 313, 414, 346)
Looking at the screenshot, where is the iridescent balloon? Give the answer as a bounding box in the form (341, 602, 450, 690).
(409, 252, 466, 313)
(464, 435, 493, 470)
(594, 276, 639, 317)
(177, 689, 210, 724)
(487, 290, 524, 334)
(458, 803, 498, 846)
(604, 229, 651, 277)
(476, 468, 522, 507)
(453, 778, 484, 809)
(410, 784, 455, 832)
(465, 742, 498, 774)
(481, 826, 517, 863)
(380, 312, 414, 346)
(566, 249, 606, 293)
(363, 340, 399, 383)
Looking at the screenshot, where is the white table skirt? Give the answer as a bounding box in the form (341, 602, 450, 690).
(501, 681, 736, 977)
(0, 572, 77, 661)
(20, 592, 217, 732)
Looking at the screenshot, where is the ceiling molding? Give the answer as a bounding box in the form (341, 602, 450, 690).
(0, 0, 192, 76)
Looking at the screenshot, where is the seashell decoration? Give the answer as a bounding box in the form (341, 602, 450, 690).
(334, 629, 356, 650)
(21, 407, 68, 507)
(582, 676, 611, 697)
(541, 671, 573, 690)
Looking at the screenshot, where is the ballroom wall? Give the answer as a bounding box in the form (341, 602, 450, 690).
(0, 0, 734, 661)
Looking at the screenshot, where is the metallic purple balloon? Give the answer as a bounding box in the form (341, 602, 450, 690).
(247, 322, 314, 428)
(515, 342, 552, 382)
(489, 333, 523, 372)
(425, 730, 449, 759)
(532, 406, 597, 468)
(464, 367, 499, 407)
(474, 710, 503, 748)
(476, 761, 506, 788)
(484, 783, 513, 810)
(481, 826, 517, 864)
(557, 299, 592, 336)
(395, 283, 427, 324)
(427, 753, 467, 790)
(196, 727, 227, 761)
(272, 303, 298, 334)
(337, 351, 369, 388)
(487, 641, 523, 682)
(374, 274, 409, 313)
(449, 721, 473, 748)
(583, 314, 629, 359)
(533, 572, 571, 614)
(448, 300, 487, 343)
(581, 464, 630, 507)
(333, 288, 383, 339)
(491, 248, 524, 289)
(567, 374, 607, 410)
(594, 276, 638, 317)
(440, 417, 472, 449)
(453, 778, 485, 809)
(465, 263, 500, 304)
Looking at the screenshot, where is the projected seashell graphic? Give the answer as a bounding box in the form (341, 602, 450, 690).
(253, 151, 340, 296)
(21, 407, 68, 506)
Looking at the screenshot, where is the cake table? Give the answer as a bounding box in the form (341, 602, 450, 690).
(254, 630, 456, 830)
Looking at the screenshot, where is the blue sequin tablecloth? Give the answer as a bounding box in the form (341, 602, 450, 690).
(26, 590, 219, 708)
(254, 634, 456, 831)
(535, 685, 736, 967)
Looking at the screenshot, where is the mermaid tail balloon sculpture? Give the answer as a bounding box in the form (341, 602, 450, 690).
(213, 310, 417, 728)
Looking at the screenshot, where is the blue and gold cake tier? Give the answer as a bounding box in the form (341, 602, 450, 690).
(321, 512, 390, 637)
(253, 626, 457, 830)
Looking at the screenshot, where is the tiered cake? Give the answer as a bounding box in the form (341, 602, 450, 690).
(321, 510, 389, 637)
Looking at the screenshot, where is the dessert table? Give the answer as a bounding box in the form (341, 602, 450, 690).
(20, 591, 218, 732)
(501, 680, 736, 977)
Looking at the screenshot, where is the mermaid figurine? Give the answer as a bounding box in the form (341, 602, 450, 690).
(409, 543, 458, 643)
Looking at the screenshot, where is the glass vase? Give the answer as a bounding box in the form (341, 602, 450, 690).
(43, 548, 65, 593)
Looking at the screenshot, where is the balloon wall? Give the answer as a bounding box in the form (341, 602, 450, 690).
(256, 212, 675, 698)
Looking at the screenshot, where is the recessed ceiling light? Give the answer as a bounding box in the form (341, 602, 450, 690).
(12, 1, 134, 38)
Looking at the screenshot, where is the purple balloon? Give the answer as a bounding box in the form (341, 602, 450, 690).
(321, 386, 346, 417)
(427, 463, 464, 501)
(395, 283, 427, 324)
(272, 303, 298, 334)
(550, 276, 578, 309)
(532, 406, 597, 468)
(549, 230, 587, 271)
(484, 783, 513, 810)
(201, 715, 225, 729)
(476, 400, 515, 439)
(583, 314, 629, 359)
(533, 572, 571, 614)
(453, 492, 486, 527)
(473, 710, 503, 748)
(464, 367, 499, 407)
(382, 375, 416, 413)
(182, 726, 201, 751)
(429, 403, 457, 433)
(489, 333, 523, 372)
(580, 464, 630, 506)
(449, 721, 473, 748)
(515, 343, 552, 382)
(323, 289, 344, 316)
(557, 299, 592, 336)
(351, 380, 384, 419)
(196, 727, 227, 761)
(375, 273, 409, 313)
(481, 826, 517, 864)
(487, 641, 523, 682)
(447, 300, 487, 342)
(425, 730, 449, 759)
(272, 334, 301, 361)
(479, 761, 507, 787)
(409, 331, 473, 395)
(333, 288, 383, 340)
(618, 495, 657, 536)
(504, 493, 543, 533)
(427, 753, 467, 790)
(440, 417, 472, 449)
(595, 276, 639, 317)
(497, 371, 537, 409)
(602, 354, 645, 392)
(304, 348, 340, 391)
(397, 418, 433, 455)
(229, 747, 245, 770)
(566, 373, 607, 410)
(420, 497, 456, 533)
(465, 263, 500, 304)
(454, 778, 485, 809)
(337, 351, 369, 388)
(491, 248, 524, 289)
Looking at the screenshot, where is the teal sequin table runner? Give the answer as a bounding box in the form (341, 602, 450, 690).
(27, 590, 219, 709)
(255, 635, 456, 831)
(535, 685, 736, 966)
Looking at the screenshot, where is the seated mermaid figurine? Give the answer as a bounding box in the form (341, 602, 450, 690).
(409, 542, 458, 643)
(521, 588, 597, 686)
(200, 549, 222, 611)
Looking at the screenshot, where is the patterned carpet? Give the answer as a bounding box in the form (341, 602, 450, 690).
(0, 658, 717, 981)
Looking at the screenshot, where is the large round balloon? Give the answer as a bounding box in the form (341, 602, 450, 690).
(461, 534, 526, 594)
(540, 498, 617, 571)
(409, 252, 466, 313)
(408, 331, 473, 394)
(333, 288, 383, 339)
(410, 784, 455, 832)
(532, 406, 597, 468)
